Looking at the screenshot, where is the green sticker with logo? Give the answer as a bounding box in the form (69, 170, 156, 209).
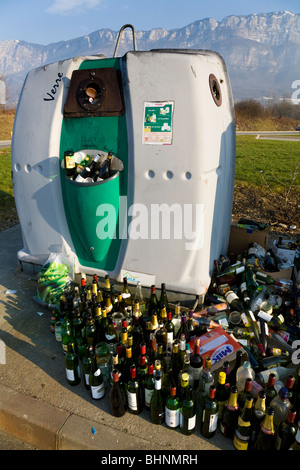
(143, 101, 174, 144)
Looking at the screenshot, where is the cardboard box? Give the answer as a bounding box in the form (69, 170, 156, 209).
(273, 239, 296, 266)
(227, 224, 268, 259)
(189, 326, 247, 372)
(259, 267, 293, 282)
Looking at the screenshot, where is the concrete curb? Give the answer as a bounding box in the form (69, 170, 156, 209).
(0, 384, 172, 450)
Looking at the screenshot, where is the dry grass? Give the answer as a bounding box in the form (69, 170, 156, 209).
(0, 113, 15, 140)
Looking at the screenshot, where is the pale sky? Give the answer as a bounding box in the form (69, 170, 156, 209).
(0, 0, 299, 45)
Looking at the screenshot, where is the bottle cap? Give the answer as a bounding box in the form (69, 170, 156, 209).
(279, 387, 289, 399)
(218, 371, 226, 384)
(112, 369, 119, 381)
(181, 373, 189, 387)
(209, 385, 216, 398)
(205, 357, 212, 368)
(139, 354, 146, 366)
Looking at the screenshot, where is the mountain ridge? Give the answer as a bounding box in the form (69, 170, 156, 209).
(1, 10, 300, 105)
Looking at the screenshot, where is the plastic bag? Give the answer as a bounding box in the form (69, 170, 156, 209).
(34, 253, 73, 308)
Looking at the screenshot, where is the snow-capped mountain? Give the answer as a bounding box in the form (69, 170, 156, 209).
(1, 11, 300, 105)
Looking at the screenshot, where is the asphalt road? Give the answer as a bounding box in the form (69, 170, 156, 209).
(237, 131, 300, 141)
(1, 132, 300, 149)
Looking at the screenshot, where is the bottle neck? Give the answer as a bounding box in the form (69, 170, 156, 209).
(227, 388, 238, 409)
(261, 410, 275, 435)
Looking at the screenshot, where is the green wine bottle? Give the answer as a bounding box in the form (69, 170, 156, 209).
(201, 385, 219, 438)
(89, 352, 105, 400)
(220, 385, 239, 438)
(179, 374, 196, 435)
(165, 385, 181, 429)
(253, 407, 276, 451)
(144, 362, 155, 410)
(150, 376, 165, 424)
(109, 369, 126, 417)
(127, 365, 143, 415)
(233, 395, 253, 450)
(64, 342, 81, 386)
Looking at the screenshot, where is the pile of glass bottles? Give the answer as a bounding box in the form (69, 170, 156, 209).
(49, 234, 300, 450)
(63, 150, 116, 183)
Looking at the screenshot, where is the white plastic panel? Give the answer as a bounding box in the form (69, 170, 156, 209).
(118, 51, 236, 295)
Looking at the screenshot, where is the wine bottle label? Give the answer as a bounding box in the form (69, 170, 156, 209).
(203, 410, 218, 432)
(241, 313, 250, 327)
(127, 391, 138, 410)
(167, 332, 173, 345)
(66, 368, 75, 381)
(180, 413, 196, 430)
(55, 330, 62, 341)
(257, 311, 272, 322)
(233, 433, 250, 450)
(85, 373, 90, 385)
(145, 388, 154, 407)
(226, 292, 239, 303)
(240, 282, 246, 292)
(235, 266, 245, 274)
(105, 333, 116, 341)
(65, 156, 76, 168)
(122, 293, 131, 299)
(90, 382, 105, 399)
(165, 407, 180, 427)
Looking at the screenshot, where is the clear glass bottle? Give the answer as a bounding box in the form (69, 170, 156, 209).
(172, 302, 182, 337)
(178, 352, 194, 399)
(270, 387, 292, 433)
(289, 421, 300, 450)
(134, 281, 145, 313)
(236, 361, 255, 393)
(196, 357, 214, 421)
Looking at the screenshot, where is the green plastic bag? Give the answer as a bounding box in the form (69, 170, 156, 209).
(34, 253, 73, 308)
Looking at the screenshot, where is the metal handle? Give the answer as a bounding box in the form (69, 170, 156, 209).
(113, 24, 137, 57)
